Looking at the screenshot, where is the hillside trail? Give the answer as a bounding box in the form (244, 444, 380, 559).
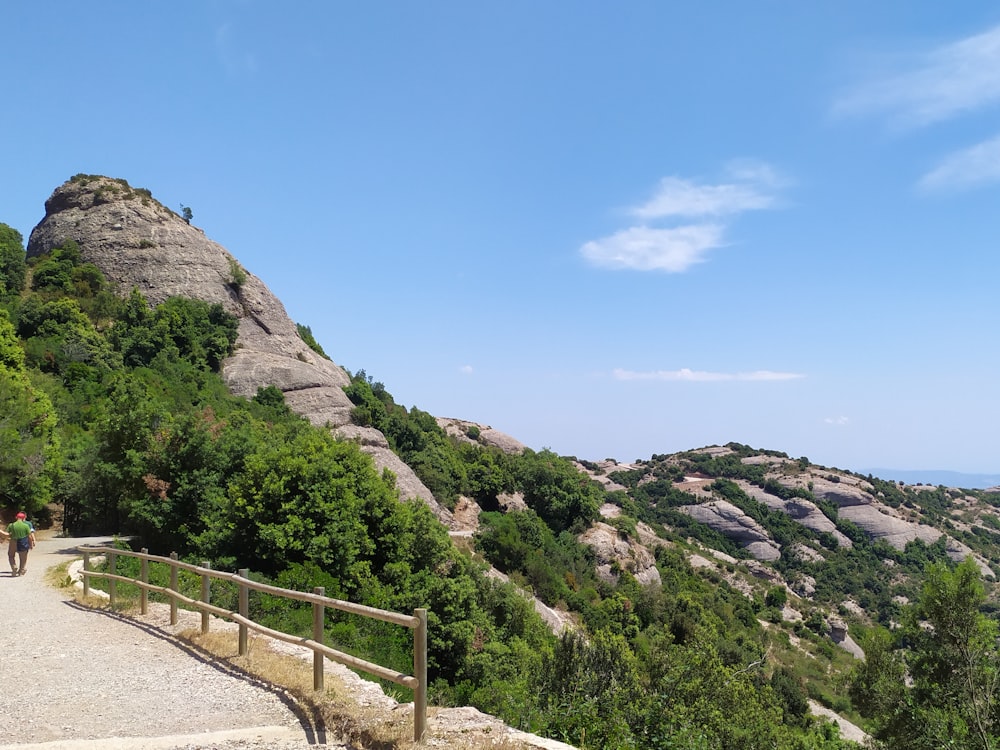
(0, 532, 343, 750)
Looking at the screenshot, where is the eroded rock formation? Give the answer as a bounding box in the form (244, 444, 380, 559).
(26, 176, 448, 520)
(579, 522, 662, 586)
(677, 500, 782, 561)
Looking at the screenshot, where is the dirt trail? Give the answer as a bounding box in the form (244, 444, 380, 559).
(0, 533, 337, 750)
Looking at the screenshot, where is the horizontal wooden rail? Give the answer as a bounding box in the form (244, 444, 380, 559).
(77, 545, 428, 740)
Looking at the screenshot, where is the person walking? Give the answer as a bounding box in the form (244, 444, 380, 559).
(6, 512, 36, 576)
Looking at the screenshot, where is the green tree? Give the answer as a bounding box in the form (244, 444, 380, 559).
(0, 309, 61, 511)
(296, 323, 329, 358)
(850, 557, 1000, 750)
(515, 449, 603, 534)
(640, 628, 786, 749)
(537, 630, 643, 748)
(0, 223, 26, 297)
(198, 423, 396, 580)
(111, 290, 237, 371)
(766, 585, 788, 609)
(18, 296, 121, 377)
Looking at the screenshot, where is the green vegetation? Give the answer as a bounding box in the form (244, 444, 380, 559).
(9, 218, 1000, 748)
(850, 558, 1000, 749)
(296, 323, 329, 358)
(227, 257, 246, 290)
(0, 307, 60, 511)
(0, 224, 27, 298)
(70, 174, 156, 207)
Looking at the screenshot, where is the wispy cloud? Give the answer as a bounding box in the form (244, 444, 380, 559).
(824, 416, 850, 426)
(580, 225, 724, 272)
(919, 134, 1000, 190)
(613, 368, 804, 382)
(460, 365, 474, 375)
(580, 160, 785, 273)
(216, 23, 258, 75)
(631, 178, 776, 219)
(834, 25, 1000, 127)
(632, 162, 783, 219)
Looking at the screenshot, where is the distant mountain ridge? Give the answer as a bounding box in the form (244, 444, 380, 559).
(858, 468, 1000, 490)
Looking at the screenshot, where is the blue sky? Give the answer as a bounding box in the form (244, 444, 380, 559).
(2, 2, 999, 474)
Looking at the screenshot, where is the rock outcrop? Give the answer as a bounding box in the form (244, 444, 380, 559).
(579, 522, 662, 586)
(678, 500, 782, 561)
(436, 417, 526, 455)
(26, 176, 448, 520)
(827, 615, 865, 660)
(734, 480, 853, 549)
(775, 474, 940, 550)
(944, 537, 995, 578)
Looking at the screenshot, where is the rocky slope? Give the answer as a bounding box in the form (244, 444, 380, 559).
(26, 175, 449, 522)
(601, 446, 996, 577)
(571, 445, 1000, 661)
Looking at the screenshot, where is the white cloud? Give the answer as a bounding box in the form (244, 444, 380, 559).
(631, 161, 783, 219)
(581, 225, 725, 272)
(580, 160, 784, 273)
(460, 365, 474, 375)
(631, 178, 775, 219)
(835, 24, 1000, 127)
(613, 368, 804, 382)
(824, 416, 850, 426)
(919, 133, 1000, 190)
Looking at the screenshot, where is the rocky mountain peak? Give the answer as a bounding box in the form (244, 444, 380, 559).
(26, 175, 449, 520)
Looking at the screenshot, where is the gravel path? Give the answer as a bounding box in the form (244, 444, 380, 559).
(0, 534, 344, 750)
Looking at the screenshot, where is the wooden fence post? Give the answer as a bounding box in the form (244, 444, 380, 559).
(414, 607, 428, 741)
(313, 586, 325, 692)
(140, 548, 149, 615)
(238, 568, 249, 656)
(201, 561, 211, 634)
(82, 550, 90, 598)
(169, 552, 179, 625)
(108, 550, 117, 606)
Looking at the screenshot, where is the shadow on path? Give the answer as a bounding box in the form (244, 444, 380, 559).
(60, 599, 329, 745)
(0, 535, 333, 747)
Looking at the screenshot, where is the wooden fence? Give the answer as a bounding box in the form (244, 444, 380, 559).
(78, 545, 428, 741)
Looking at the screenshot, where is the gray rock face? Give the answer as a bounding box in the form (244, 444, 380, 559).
(775, 474, 941, 550)
(26, 176, 445, 518)
(828, 615, 865, 660)
(789, 570, 817, 597)
(578, 522, 662, 586)
(734, 480, 853, 549)
(944, 537, 995, 578)
(678, 500, 781, 561)
(574, 458, 638, 493)
(436, 417, 526, 455)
